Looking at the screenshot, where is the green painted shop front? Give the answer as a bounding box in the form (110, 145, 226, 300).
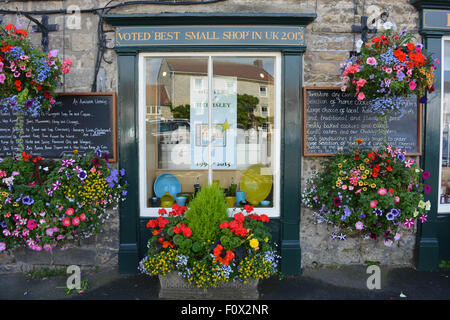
(104, 13, 316, 274)
(106, 4, 450, 275)
(412, 0, 450, 270)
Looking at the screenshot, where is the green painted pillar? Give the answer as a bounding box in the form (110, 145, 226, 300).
(280, 51, 303, 275)
(117, 51, 140, 274)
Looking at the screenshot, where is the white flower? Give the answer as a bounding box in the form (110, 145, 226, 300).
(424, 200, 431, 211)
(383, 21, 397, 31)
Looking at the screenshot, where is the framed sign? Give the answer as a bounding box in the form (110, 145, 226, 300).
(303, 87, 422, 156)
(0, 92, 117, 162)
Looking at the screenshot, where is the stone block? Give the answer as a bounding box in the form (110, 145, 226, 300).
(13, 247, 52, 265)
(53, 247, 97, 266)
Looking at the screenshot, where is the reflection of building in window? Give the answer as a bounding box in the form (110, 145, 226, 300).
(146, 84, 170, 120)
(150, 58, 274, 123)
(261, 106, 268, 118)
(260, 86, 267, 97)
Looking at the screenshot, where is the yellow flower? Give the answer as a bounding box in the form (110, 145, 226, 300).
(360, 165, 365, 170)
(264, 237, 269, 242)
(249, 238, 259, 249)
(363, 187, 367, 191)
(370, 183, 376, 188)
(358, 181, 363, 186)
(364, 170, 370, 175)
(364, 158, 370, 163)
(361, 174, 367, 179)
(338, 163, 343, 168)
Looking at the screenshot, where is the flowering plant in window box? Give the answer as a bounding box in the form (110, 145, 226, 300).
(340, 22, 439, 117)
(139, 184, 279, 292)
(0, 24, 72, 117)
(302, 140, 431, 247)
(0, 149, 127, 253)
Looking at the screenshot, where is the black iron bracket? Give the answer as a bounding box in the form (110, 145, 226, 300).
(29, 15, 59, 53)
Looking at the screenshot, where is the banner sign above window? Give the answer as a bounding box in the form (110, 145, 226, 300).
(423, 9, 450, 30)
(114, 25, 305, 47)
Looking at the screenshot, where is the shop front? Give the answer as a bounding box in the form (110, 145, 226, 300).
(412, 0, 450, 270)
(104, 13, 316, 274)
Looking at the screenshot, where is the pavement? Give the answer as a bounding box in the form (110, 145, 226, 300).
(0, 264, 449, 301)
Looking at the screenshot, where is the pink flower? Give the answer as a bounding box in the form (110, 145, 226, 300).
(62, 218, 71, 227)
(419, 214, 428, 223)
(0, 242, 6, 252)
(384, 239, 393, 247)
(80, 213, 86, 221)
(27, 220, 37, 230)
(394, 233, 401, 241)
(63, 59, 73, 66)
(19, 65, 26, 70)
(72, 216, 80, 226)
(386, 67, 392, 74)
(394, 196, 400, 203)
(409, 81, 417, 90)
(370, 200, 378, 208)
(0, 61, 3, 72)
(357, 92, 365, 101)
(13, 71, 20, 77)
(356, 78, 367, 87)
(377, 188, 387, 196)
(366, 57, 377, 66)
(65, 208, 74, 216)
(28, 181, 36, 187)
(46, 228, 54, 237)
(341, 184, 347, 190)
(404, 218, 415, 228)
(355, 221, 364, 230)
(26, 71, 31, 77)
(0, 73, 6, 84)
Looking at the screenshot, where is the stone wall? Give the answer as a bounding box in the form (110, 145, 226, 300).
(0, 0, 421, 272)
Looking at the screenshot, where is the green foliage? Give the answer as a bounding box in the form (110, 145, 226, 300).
(184, 184, 229, 243)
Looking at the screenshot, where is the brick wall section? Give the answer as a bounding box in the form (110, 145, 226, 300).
(0, 0, 421, 272)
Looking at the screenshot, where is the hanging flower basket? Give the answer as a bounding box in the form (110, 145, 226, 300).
(139, 185, 280, 298)
(0, 24, 72, 117)
(302, 140, 431, 247)
(340, 22, 439, 117)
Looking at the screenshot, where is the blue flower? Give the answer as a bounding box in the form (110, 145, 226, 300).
(398, 154, 405, 162)
(22, 196, 34, 205)
(374, 208, 383, 216)
(386, 212, 395, 221)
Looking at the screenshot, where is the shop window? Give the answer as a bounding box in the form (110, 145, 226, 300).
(139, 53, 281, 217)
(440, 38, 450, 211)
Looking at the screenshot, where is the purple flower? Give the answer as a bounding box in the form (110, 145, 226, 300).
(390, 208, 401, 218)
(420, 96, 427, 104)
(424, 185, 431, 194)
(398, 154, 405, 162)
(374, 208, 383, 216)
(22, 196, 34, 205)
(386, 212, 395, 221)
(78, 170, 87, 180)
(338, 233, 346, 240)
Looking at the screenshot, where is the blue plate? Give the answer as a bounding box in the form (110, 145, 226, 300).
(154, 173, 181, 199)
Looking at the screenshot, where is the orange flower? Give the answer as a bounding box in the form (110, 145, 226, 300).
(407, 43, 415, 51)
(356, 138, 363, 145)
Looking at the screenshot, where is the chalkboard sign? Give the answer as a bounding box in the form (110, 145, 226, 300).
(303, 88, 422, 156)
(0, 93, 117, 161)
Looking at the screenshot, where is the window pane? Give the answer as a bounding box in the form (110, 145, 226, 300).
(442, 41, 450, 205)
(211, 57, 276, 208)
(145, 57, 208, 208)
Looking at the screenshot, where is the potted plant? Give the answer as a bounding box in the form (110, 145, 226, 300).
(302, 139, 431, 247)
(340, 22, 439, 119)
(0, 149, 128, 253)
(139, 184, 280, 299)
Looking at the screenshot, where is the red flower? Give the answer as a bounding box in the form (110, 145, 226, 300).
(389, 188, 395, 194)
(14, 29, 28, 37)
(368, 152, 376, 161)
(32, 156, 42, 163)
(22, 152, 32, 162)
(213, 244, 223, 257)
(5, 24, 16, 31)
(146, 219, 158, 229)
(386, 165, 392, 172)
(157, 216, 169, 228)
(244, 204, 254, 213)
(92, 157, 100, 167)
(260, 214, 270, 223)
(158, 208, 167, 216)
(333, 197, 342, 207)
(43, 91, 52, 99)
(354, 154, 360, 160)
(234, 212, 245, 223)
(220, 221, 229, 229)
(62, 217, 71, 227)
